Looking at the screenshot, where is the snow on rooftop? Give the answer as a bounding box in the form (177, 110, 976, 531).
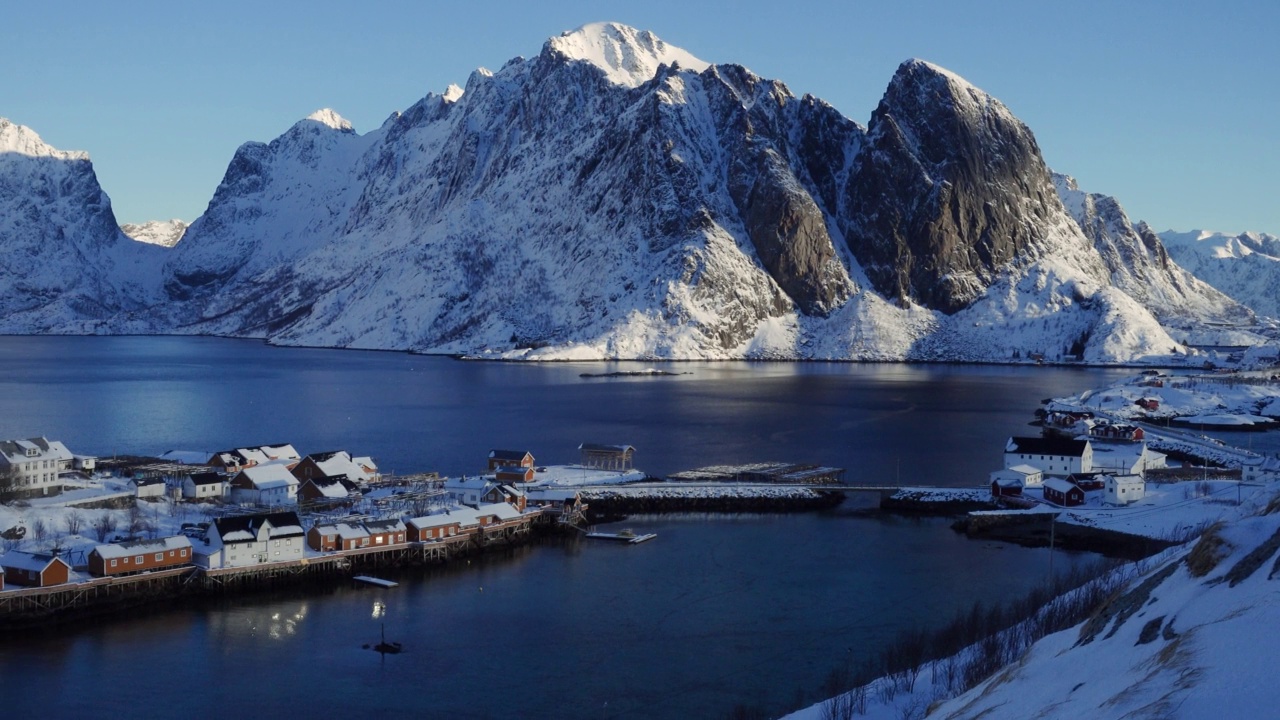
(547, 22, 710, 88)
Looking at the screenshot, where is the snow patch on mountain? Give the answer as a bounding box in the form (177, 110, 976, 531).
(547, 22, 710, 88)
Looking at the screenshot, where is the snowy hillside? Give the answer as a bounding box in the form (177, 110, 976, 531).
(121, 219, 188, 247)
(0, 24, 1259, 362)
(0, 118, 168, 332)
(1160, 230, 1280, 320)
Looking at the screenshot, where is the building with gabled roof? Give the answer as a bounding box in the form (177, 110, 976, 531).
(0, 551, 71, 587)
(488, 450, 535, 471)
(307, 522, 369, 552)
(579, 443, 635, 470)
(89, 536, 193, 576)
(1004, 436, 1093, 476)
(292, 450, 378, 486)
(1104, 474, 1146, 506)
(1043, 478, 1085, 507)
(209, 443, 300, 472)
(1243, 455, 1280, 484)
(297, 475, 360, 503)
(183, 472, 228, 501)
(0, 436, 75, 498)
(196, 511, 305, 568)
(229, 461, 300, 506)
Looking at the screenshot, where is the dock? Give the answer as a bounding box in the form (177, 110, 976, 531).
(353, 575, 399, 588)
(585, 531, 657, 544)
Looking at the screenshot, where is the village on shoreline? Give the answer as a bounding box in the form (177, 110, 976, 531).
(2, 366, 1279, 629)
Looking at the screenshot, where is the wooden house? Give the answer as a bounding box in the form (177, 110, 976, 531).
(990, 476, 1024, 498)
(1104, 475, 1146, 506)
(578, 443, 635, 470)
(0, 437, 75, 498)
(0, 551, 71, 587)
(363, 518, 407, 547)
(196, 511, 305, 569)
(292, 450, 378, 486)
(1243, 455, 1280, 483)
(1089, 422, 1144, 442)
(406, 513, 464, 541)
(495, 465, 535, 484)
(1043, 478, 1085, 507)
(307, 522, 369, 552)
(1004, 436, 1093, 476)
(89, 536, 193, 577)
(209, 443, 301, 472)
(183, 472, 228, 501)
(445, 478, 525, 510)
(229, 461, 300, 506)
(488, 449, 534, 471)
(297, 475, 360, 503)
(130, 476, 167, 500)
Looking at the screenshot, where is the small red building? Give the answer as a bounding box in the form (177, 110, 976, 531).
(1, 552, 72, 587)
(495, 466, 535, 484)
(307, 522, 369, 551)
(406, 515, 463, 541)
(89, 536, 193, 577)
(363, 519, 407, 547)
(488, 450, 535, 471)
(990, 477, 1024, 498)
(1043, 478, 1085, 507)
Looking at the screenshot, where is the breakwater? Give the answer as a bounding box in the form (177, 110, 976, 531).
(951, 512, 1176, 560)
(581, 486, 845, 517)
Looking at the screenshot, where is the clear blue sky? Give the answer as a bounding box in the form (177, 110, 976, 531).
(4, 1, 1276, 233)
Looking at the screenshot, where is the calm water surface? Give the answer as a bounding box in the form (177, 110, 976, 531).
(0, 337, 1138, 717)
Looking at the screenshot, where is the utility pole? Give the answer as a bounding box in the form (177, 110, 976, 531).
(1048, 513, 1056, 579)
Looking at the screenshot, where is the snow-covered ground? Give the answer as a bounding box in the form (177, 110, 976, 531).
(1050, 370, 1280, 424)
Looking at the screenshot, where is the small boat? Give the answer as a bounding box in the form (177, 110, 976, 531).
(584, 529, 657, 544)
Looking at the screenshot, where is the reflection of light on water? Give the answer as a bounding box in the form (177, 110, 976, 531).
(261, 603, 309, 640)
(372, 600, 386, 620)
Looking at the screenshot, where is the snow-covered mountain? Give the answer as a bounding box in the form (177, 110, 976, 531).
(1159, 230, 1280, 320)
(0, 24, 1257, 361)
(121, 219, 188, 248)
(0, 118, 167, 332)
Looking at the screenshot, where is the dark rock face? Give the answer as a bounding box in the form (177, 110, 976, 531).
(843, 60, 1060, 313)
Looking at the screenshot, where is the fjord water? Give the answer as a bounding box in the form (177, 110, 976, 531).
(0, 337, 1125, 718)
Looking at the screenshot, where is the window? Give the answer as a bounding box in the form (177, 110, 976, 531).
(135, 556, 144, 564)
(110, 559, 117, 567)
(376, 536, 384, 544)
(155, 553, 164, 562)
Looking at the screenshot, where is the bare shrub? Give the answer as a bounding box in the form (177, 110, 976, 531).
(1186, 522, 1231, 578)
(92, 514, 118, 542)
(64, 511, 85, 536)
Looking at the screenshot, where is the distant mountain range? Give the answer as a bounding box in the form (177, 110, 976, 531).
(1158, 230, 1280, 321)
(0, 23, 1272, 361)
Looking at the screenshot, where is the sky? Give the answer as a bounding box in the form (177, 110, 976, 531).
(3, 1, 1277, 233)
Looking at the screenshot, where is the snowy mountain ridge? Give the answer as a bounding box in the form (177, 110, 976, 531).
(1159, 229, 1280, 320)
(121, 219, 188, 247)
(0, 23, 1265, 362)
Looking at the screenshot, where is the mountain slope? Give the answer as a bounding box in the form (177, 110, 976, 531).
(1159, 230, 1280, 320)
(121, 219, 188, 247)
(0, 24, 1254, 362)
(0, 118, 167, 331)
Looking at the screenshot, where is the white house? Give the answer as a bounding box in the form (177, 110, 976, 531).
(130, 476, 167, 499)
(1243, 455, 1280, 483)
(1104, 474, 1146, 506)
(195, 511, 305, 569)
(0, 437, 75, 497)
(1090, 442, 1167, 478)
(445, 477, 500, 506)
(990, 464, 1044, 488)
(183, 472, 228, 501)
(229, 461, 300, 506)
(1004, 436, 1093, 476)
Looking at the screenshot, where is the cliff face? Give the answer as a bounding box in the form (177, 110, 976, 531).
(843, 60, 1068, 313)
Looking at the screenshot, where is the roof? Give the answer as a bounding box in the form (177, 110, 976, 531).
(1005, 436, 1090, 458)
(489, 449, 533, 461)
(312, 522, 368, 541)
(93, 536, 192, 559)
(1043, 478, 1081, 494)
(578, 443, 635, 453)
(310, 451, 373, 483)
(303, 475, 358, 498)
(408, 513, 463, 529)
(0, 437, 73, 463)
(212, 512, 305, 543)
(188, 472, 225, 487)
(235, 461, 299, 489)
(485, 502, 523, 521)
(1007, 464, 1043, 476)
(131, 477, 166, 487)
(1, 551, 70, 573)
(1107, 474, 1145, 486)
(214, 443, 301, 466)
(364, 518, 406, 533)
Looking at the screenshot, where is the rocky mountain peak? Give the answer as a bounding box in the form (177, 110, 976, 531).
(0, 117, 88, 161)
(544, 22, 710, 88)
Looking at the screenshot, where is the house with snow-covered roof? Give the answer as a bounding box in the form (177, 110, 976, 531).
(196, 511, 305, 568)
(447, 476, 526, 509)
(209, 443, 300, 472)
(183, 472, 228, 501)
(229, 461, 300, 506)
(0, 436, 75, 498)
(990, 464, 1043, 489)
(406, 512, 465, 541)
(89, 536, 193, 577)
(307, 522, 370, 552)
(0, 551, 71, 587)
(130, 476, 167, 499)
(1042, 478, 1085, 507)
(1090, 442, 1166, 478)
(292, 450, 378, 486)
(1104, 475, 1146, 506)
(1243, 455, 1280, 483)
(488, 449, 535, 471)
(1004, 436, 1092, 476)
(297, 475, 360, 503)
